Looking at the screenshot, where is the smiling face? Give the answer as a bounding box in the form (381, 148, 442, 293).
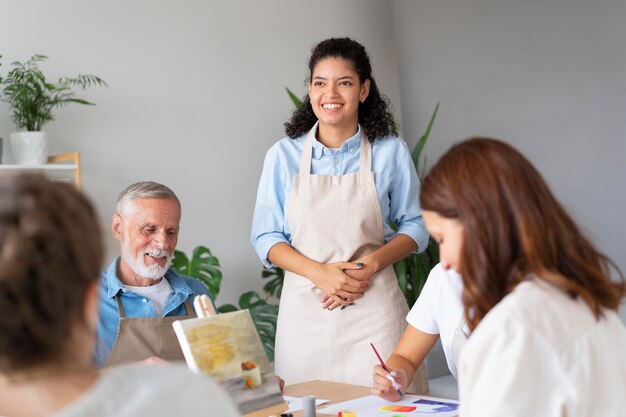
(422, 210, 465, 272)
(308, 57, 370, 144)
(113, 197, 180, 286)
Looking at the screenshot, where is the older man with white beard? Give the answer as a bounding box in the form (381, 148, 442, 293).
(94, 181, 213, 366)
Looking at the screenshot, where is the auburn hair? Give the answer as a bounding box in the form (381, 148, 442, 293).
(420, 137, 624, 330)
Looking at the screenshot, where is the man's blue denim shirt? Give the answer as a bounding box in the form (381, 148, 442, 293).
(93, 257, 212, 366)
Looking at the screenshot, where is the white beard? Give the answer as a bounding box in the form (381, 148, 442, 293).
(122, 243, 172, 280)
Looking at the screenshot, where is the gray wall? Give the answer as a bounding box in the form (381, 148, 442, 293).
(391, 0, 626, 320)
(0, 0, 402, 305)
(2, 1, 624, 319)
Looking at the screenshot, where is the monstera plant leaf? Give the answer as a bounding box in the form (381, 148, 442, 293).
(172, 246, 222, 300)
(261, 266, 284, 299)
(219, 291, 279, 362)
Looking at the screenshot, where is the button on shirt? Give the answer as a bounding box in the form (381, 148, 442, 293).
(93, 257, 211, 366)
(251, 125, 428, 268)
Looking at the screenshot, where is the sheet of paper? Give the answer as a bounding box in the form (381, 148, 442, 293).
(282, 395, 330, 413)
(318, 394, 459, 417)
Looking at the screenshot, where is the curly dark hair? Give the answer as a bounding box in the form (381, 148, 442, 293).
(284, 37, 397, 143)
(0, 173, 103, 373)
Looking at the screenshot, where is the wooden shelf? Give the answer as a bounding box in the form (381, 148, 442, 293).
(0, 164, 77, 171)
(0, 152, 81, 189)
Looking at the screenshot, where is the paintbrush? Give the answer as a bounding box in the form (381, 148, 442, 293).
(370, 342, 403, 398)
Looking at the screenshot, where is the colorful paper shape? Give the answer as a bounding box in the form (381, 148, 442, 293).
(379, 405, 416, 412)
(412, 399, 459, 412)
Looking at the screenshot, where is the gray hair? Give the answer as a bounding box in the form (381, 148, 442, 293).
(115, 181, 180, 215)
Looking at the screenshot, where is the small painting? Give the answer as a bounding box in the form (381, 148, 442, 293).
(173, 310, 284, 414)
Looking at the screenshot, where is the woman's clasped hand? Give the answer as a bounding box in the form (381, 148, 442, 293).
(316, 261, 374, 310)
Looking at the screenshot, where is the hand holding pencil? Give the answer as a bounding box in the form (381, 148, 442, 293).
(370, 342, 406, 402)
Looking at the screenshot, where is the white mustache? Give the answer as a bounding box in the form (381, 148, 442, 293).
(143, 248, 171, 259)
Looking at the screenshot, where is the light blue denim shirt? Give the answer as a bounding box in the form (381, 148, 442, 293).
(251, 125, 429, 268)
(93, 257, 212, 366)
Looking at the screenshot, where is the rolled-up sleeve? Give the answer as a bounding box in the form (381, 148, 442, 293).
(251, 144, 291, 268)
(389, 140, 429, 253)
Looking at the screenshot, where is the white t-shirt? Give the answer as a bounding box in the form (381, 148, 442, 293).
(406, 263, 468, 379)
(125, 278, 173, 316)
(52, 364, 240, 417)
(459, 278, 626, 417)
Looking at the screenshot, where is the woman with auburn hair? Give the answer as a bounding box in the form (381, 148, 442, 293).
(0, 174, 239, 417)
(405, 138, 623, 416)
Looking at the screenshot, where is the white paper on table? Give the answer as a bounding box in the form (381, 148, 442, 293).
(282, 395, 330, 413)
(318, 394, 459, 417)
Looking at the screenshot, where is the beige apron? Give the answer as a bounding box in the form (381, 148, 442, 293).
(106, 295, 195, 366)
(275, 124, 428, 391)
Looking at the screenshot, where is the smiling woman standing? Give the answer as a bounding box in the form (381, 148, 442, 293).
(251, 38, 429, 390)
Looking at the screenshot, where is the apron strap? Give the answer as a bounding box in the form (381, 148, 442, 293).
(114, 294, 127, 318)
(358, 131, 371, 172)
(299, 124, 317, 177)
(299, 122, 371, 176)
(455, 314, 466, 333)
(116, 293, 195, 318)
(182, 299, 196, 317)
(450, 313, 469, 366)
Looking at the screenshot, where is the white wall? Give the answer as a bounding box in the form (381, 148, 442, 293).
(0, 0, 402, 305)
(391, 0, 626, 320)
(2, 0, 624, 319)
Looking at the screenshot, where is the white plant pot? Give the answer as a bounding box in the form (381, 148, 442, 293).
(9, 131, 49, 165)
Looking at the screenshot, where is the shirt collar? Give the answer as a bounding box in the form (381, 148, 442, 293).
(105, 257, 193, 298)
(310, 124, 362, 159)
(105, 258, 125, 298)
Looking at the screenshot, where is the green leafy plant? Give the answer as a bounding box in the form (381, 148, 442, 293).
(261, 265, 284, 299)
(172, 246, 279, 362)
(394, 103, 441, 307)
(285, 87, 303, 108)
(412, 103, 439, 179)
(219, 292, 279, 362)
(171, 246, 223, 299)
(0, 54, 107, 131)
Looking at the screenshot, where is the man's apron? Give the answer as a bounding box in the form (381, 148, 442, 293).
(274, 124, 428, 391)
(106, 295, 195, 366)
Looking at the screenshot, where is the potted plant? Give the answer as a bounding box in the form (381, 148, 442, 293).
(0, 54, 106, 164)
